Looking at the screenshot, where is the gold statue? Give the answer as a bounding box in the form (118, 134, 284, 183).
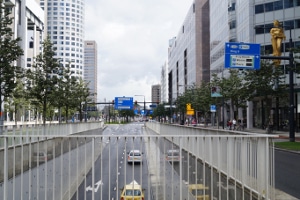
(270, 20, 286, 65)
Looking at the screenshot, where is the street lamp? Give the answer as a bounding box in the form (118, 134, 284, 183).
(257, 22, 295, 142)
(134, 95, 146, 119)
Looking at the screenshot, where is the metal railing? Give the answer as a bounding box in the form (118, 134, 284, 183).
(0, 121, 104, 148)
(0, 122, 275, 200)
(146, 122, 276, 200)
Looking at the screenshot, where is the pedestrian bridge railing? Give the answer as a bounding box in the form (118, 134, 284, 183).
(0, 121, 104, 148)
(0, 123, 276, 200)
(146, 122, 277, 200)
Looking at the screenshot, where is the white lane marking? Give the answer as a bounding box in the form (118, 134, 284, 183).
(86, 180, 103, 192)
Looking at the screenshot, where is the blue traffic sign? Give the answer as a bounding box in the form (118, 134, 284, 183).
(114, 97, 133, 110)
(225, 42, 261, 70)
(210, 105, 216, 112)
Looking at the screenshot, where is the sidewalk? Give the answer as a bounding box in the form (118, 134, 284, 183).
(196, 123, 300, 142)
(241, 127, 300, 142)
(201, 125, 300, 200)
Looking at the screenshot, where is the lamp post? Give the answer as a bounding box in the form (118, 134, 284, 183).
(135, 95, 145, 119)
(258, 23, 295, 142)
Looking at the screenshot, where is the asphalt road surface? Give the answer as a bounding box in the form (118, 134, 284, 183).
(275, 149, 300, 199)
(71, 123, 150, 200)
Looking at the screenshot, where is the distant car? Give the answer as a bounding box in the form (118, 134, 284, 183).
(166, 150, 180, 163)
(188, 184, 210, 200)
(120, 180, 145, 200)
(127, 150, 143, 164)
(33, 151, 53, 163)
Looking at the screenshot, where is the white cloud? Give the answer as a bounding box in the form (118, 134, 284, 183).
(85, 0, 193, 102)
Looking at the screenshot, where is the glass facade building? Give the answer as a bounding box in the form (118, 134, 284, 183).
(168, 0, 210, 100)
(210, 0, 300, 128)
(84, 41, 98, 103)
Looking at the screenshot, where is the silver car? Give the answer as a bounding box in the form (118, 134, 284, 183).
(166, 150, 180, 163)
(127, 150, 143, 164)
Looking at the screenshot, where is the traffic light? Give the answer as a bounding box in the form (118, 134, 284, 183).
(135, 100, 138, 105)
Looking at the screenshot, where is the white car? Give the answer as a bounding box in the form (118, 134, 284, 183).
(127, 150, 143, 164)
(33, 151, 53, 163)
(166, 150, 180, 163)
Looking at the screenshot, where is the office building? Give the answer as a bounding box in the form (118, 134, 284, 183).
(168, 0, 210, 102)
(3, 0, 44, 122)
(40, 0, 85, 78)
(209, 0, 300, 128)
(84, 41, 98, 103)
(160, 61, 168, 103)
(151, 84, 161, 104)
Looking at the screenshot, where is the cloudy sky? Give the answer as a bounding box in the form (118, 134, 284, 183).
(84, 0, 193, 103)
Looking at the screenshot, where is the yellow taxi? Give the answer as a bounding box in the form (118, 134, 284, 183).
(120, 180, 145, 200)
(188, 184, 210, 200)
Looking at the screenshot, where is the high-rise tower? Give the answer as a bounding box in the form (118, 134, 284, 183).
(84, 41, 98, 103)
(40, 0, 85, 78)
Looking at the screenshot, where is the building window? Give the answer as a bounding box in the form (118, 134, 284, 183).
(255, 4, 264, 14)
(284, 20, 294, 29)
(274, 0, 283, 10)
(229, 20, 236, 29)
(295, 19, 300, 28)
(265, 2, 274, 11)
(29, 41, 34, 48)
(284, 0, 294, 8)
(228, 3, 236, 12)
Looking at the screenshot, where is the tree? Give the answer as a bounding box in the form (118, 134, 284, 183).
(194, 82, 214, 124)
(50, 61, 77, 123)
(243, 60, 288, 127)
(5, 79, 29, 125)
(152, 103, 167, 122)
(0, 2, 24, 130)
(119, 110, 134, 123)
(211, 70, 248, 120)
(72, 78, 91, 122)
(26, 37, 60, 125)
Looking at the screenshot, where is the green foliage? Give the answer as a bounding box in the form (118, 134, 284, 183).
(192, 82, 213, 116)
(119, 110, 135, 122)
(50, 61, 78, 122)
(243, 60, 286, 100)
(243, 60, 288, 119)
(152, 103, 167, 119)
(170, 60, 288, 123)
(0, 2, 24, 118)
(75, 78, 91, 121)
(26, 37, 61, 124)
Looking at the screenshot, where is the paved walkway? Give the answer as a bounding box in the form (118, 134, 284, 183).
(212, 125, 300, 199)
(246, 127, 300, 141)
(196, 123, 300, 142)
